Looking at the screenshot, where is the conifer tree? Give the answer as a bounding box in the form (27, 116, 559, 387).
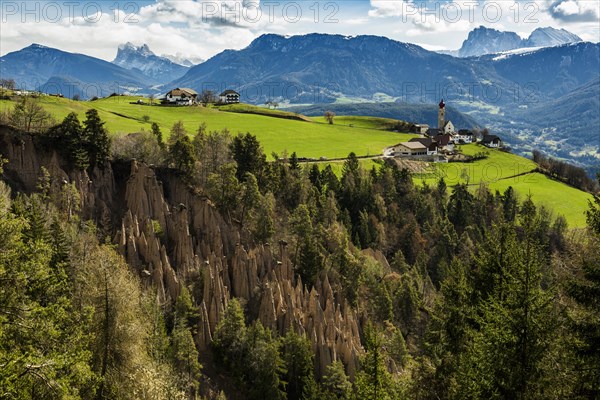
(321, 361, 352, 400)
(60, 112, 90, 169)
(282, 331, 318, 400)
(456, 200, 558, 398)
(151, 122, 164, 148)
(83, 108, 111, 168)
(354, 323, 395, 400)
(172, 318, 202, 399)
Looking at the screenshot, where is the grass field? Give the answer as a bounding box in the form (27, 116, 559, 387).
(0, 96, 414, 159)
(416, 144, 592, 227)
(217, 103, 311, 121)
(488, 173, 592, 228)
(310, 115, 404, 130)
(421, 144, 538, 186)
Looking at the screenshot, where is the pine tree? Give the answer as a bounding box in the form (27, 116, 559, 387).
(282, 331, 318, 400)
(290, 204, 322, 287)
(239, 173, 260, 229)
(169, 135, 196, 176)
(212, 298, 247, 374)
(566, 180, 600, 397)
(230, 132, 267, 182)
(447, 183, 475, 234)
(321, 361, 352, 400)
(58, 112, 89, 169)
(83, 108, 111, 168)
(354, 322, 395, 400)
(0, 186, 95, 398)
(151, 122, 164, 148)
(253, 192, 276, 244)
(172, 318, 202, 399)
(456, 201, 558, 399)
(244, 322, 287, 400)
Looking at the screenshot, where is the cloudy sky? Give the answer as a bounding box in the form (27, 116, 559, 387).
(1, 0, 599, 61)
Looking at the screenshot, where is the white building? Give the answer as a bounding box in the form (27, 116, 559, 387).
(219, 90, 240, 104)
(387, 142, 428, 157)
(164, 88, 198, 105)
(454, 129, 474, 144)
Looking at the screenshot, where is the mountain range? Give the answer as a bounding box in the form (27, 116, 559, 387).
(112, 42, 189, 83)
(170, 33, 516, 104)
(170, 33, 598, 108)
(0, 44, 155, 98)
(457, 26, 582, 57)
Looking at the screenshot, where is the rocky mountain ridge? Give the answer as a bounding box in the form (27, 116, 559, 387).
(113, 42, 190, 84)
(458, 26, 582, 57)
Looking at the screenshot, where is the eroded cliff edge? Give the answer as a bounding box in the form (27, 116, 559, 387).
(0, 127, 363, 377)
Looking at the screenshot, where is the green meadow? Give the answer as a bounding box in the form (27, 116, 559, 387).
(0, 96, 414, 159)
(310, 115, 404, 130)
(416, 144, 592, 227)
(421, 144, 538, 185)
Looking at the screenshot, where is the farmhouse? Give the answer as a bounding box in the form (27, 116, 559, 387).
(409, 138, 438, 155)
(387, 142, 428, 157)
(481, 134, 503, 148)
(433, 133, 455, 152)
(164, 88, 198, 105)
(219, 90, 240, 104)
(454, 129, 474, 144)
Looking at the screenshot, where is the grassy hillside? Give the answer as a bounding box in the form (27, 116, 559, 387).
(0, 96, 414, 159)
(310, 116, 405, 130)
(418, 144, 592, 227)
(217, 103, 312, 121)
(286, 102, 481, 129)
(424, 144, 538, 185)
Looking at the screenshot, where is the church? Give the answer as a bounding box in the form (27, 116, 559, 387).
(426, 99, 455, 138)
(437, 99, 455, 135)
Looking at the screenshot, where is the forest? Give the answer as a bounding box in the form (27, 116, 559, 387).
(0, 102, 599, 399)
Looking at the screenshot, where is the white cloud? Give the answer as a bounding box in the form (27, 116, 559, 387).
(549, 0, 600, 22)
(554, 0, 580, 15)
(368, 0, 410, 18)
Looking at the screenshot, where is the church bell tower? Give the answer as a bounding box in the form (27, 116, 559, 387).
(438, 99, 446, 130)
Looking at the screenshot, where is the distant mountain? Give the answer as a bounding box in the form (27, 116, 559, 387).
(113, 43, 189, 84)
(516, 78, 600, 161)
(525, 27, 582, 48)
(161, 53, 204, 68)
(169, 33, 514, 104)
(483, 42, 599, 100)
(171, 33, 597, 107)
(458, 26, 523, 57)
(0, 44, 154, 98)
(285, 102, 480, 130)
(457, 26, 582, 58)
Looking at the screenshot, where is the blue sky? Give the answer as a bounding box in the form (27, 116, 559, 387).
(1, 0, 599, 61)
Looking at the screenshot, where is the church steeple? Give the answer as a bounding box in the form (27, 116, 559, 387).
(438, 99, 446, 130)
